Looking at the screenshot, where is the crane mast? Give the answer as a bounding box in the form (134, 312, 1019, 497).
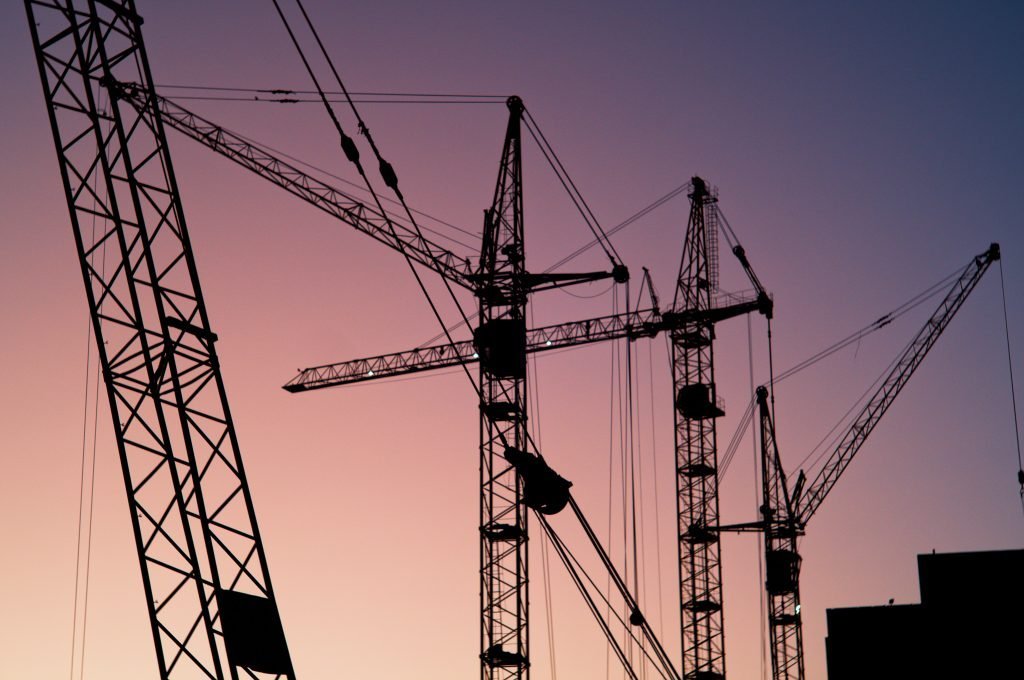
(26, 1, 293, 677)
(756, 387, 804, 680)
(477, 97, 531, 678)
(672, 178, 726, 680)
(757, 243, 999, 680)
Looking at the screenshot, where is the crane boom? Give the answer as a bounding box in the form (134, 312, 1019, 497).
(27, 1, 294, 677)
(284, 308, 662, 391)
(283, 290, 769, 392)
(115, 82, 479, 289)
(793, 243, 1000, 526)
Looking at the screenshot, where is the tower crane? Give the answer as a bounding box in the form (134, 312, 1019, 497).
(284, 178, 772, 679)
(26, 1, 294, 677)
(751, 244, 1000, 680)
(118, 73, 627, 677)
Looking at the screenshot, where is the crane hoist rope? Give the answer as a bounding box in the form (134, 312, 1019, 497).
(996, 260, 1024, 515)
(521, 112, 624, 272)
(270, 0, 482, 400)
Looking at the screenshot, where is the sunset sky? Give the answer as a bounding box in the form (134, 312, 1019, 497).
(2, 1, 1023, 678)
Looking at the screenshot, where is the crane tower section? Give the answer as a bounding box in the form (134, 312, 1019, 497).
(477, 97, 530, 679)
(673, 178, 726, 680)
(26, 1, 293, 677)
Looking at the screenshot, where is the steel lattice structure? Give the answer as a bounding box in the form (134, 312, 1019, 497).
(119, 87, 478, 288)
(671, 178, 726, 680)
(477, 97, 530, 679)
(284, 308, 663, 390)
(133, 79, 620, 678)
(26, 1, 293, 677)
(753, 243, 999, 680)
(283, 178, 769, 680)
(756, 387, 804, 680)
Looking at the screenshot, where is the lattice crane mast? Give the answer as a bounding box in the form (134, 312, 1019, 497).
(26, 1, 294, 678)
(285, 178, 773, 680)
(753, 243, 1000, 680)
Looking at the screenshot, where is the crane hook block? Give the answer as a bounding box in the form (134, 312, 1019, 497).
(340, 133, 360, 164)
(504, 447, 573, 515)
(612, 264, 630, 284)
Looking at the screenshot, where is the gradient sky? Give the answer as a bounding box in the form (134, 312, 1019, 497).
(2, 2, 1023, 678)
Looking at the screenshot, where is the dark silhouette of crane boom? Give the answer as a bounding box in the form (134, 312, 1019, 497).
(26, 1, 295, 677)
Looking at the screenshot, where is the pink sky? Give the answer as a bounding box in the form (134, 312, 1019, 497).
(2, 2, 1022, 678)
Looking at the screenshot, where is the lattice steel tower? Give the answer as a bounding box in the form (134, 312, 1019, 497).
(476, 97, 530, 679)
(26, 1, 293, 677)
(672, 178, 726, 680)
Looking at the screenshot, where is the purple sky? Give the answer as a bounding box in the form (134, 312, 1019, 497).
(2, 2, 1022, 678)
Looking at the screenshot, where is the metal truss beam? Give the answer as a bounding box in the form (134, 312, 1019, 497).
(119, 86, 478, 290)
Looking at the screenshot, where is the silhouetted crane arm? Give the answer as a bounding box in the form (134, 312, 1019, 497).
(792, 243, 1000, 527)
(114, 82, 479, 289)
(284, 307, 663, 391)
(284, 286, 768, 392)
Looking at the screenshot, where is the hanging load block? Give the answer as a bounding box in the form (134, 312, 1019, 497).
(504, 447, 572, 515)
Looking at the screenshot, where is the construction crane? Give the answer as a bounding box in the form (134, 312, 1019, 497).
(752, 244, 1000, 680)
(26, 1, 294, 678)
(118, 75, 628, 676)
(284, 177, 772, 679)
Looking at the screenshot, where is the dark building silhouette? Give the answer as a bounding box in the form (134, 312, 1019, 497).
(825, 548, 1024, 679)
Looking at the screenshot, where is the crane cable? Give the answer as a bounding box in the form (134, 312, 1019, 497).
(997, 260, 1024, 517)
(271, 9, 670, 671)
(156, 110, 481, 251)
(787, 261, 974, 479)
(748, 315, 768, 680)
(527, 304, 559, 680)
(521, 111, 622, 270)
(269, 0, 609, 475)
(645, 336, 666, 640)
(69, 92, 110, 680)
(270, 0, 480, 394)
(156, 83, 509, 99)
